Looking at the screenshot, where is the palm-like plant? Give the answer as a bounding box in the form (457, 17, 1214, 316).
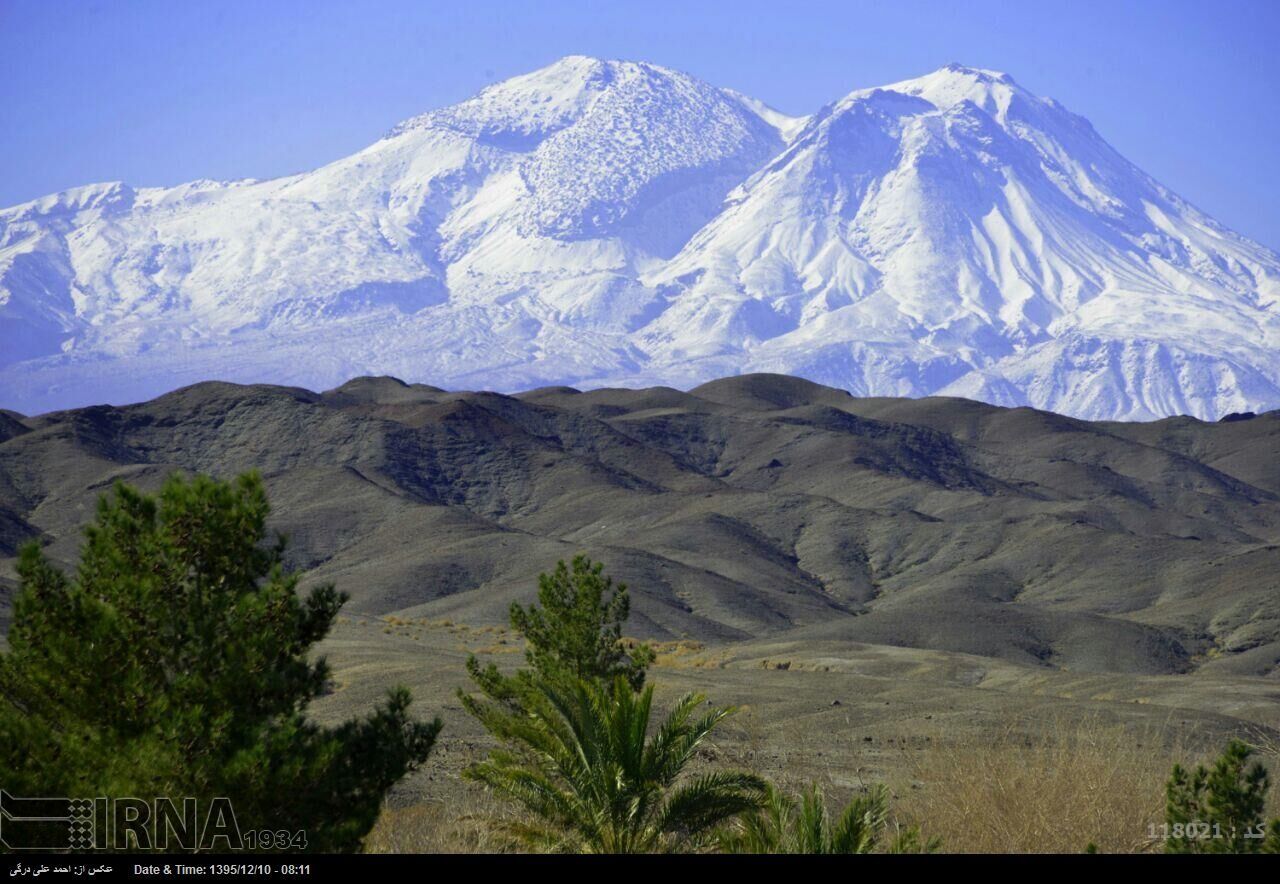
(464, 675, 766, 853)
(721, 782, 939, 854)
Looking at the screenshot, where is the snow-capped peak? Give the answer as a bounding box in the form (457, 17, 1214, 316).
(836, 63, 1023, 123)
(389, 54, 618, 143)
(1, 61, 1278, 421)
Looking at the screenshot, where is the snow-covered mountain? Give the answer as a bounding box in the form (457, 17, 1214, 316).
(2, 57, 1278, 419)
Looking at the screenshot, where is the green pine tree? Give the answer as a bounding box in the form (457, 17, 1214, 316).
(1164, 739, 1280, 853)
(461, 554, 654, 720)
(0, 472, 441, 853)
(512, 554, 655, 690)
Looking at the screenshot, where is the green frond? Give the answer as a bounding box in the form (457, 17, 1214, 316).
(462, 666, 758, 853)
(465, 759, 587, 835)
(827, 785, 890, 854)
(655, 770, 769, 849)
(885, 823, 942, 854)
(721, 781, 918, 855)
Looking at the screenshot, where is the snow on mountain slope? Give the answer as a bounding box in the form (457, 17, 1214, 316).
(1, 58, 1277, 419)
(637, 65, 1280, 418)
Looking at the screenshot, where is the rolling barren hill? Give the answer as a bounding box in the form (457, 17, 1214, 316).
(2, 372, 1278, 681)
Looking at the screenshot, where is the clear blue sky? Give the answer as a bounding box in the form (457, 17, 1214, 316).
(2, 0, 1278, 249)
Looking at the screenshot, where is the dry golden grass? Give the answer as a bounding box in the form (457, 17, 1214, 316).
(893, 714, 1188, 853)
(649, 638, 716, 668)
(1241, 724, 1280, 811)
(362, 713, 1280, 854)
(363, 795, 519, 854)
(471, 642, 521, 655)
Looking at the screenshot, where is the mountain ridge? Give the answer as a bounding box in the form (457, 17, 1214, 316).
(2, 57, 1278, 420)
(3, 372, 1279, 676)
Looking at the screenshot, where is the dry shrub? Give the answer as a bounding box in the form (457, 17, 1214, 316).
(1240, 724, 1280, 760)
(471, 642, 521, 655)
(363, 794, 518, 854)
(896, 714, 1186, 853)
(650, 639, 709, 669)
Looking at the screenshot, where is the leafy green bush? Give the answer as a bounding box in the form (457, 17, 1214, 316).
(1164, 739, 1280, 853)
(0, 472, 440, 852)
